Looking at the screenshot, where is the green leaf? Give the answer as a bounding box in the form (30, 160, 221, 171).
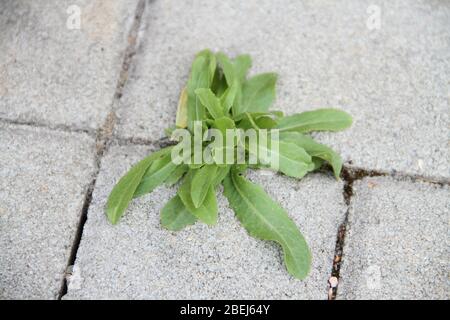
(191, 165, 218, 208)
(105, 147, 172, 224)
(212, 116, 235, 135)
(134, 149, 177, 198)
(165, 164, 189, 186)
(236, 112, 278, 130)
(222, 168, 311, 280)
(228, 54, 252, 117)
(255, 116, 277, 129)
(186, 50, 216, 130)
(280, 132, 343, 178)
(211, 69, 227, 97)
(233, 54, 252, 82)
(257, 137, 314, 179)
(161, 195, 197, 231)
(178, 171, 218, 225)
(312, 158, 325, 170)
(239, 73, 277, 114)
(212, 165, 231, 186)
(276, 109, 353, 133)
(220, 81, 238, 114)
(216, 52, 235, 86)
(195, 88, 224, 120)
(175, 87, 188, 128)
(233, 111, 282, 122)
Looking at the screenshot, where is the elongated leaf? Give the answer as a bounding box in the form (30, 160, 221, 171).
(187, 50, 216, 130)
(276, 109, 352, 133)
(211, 165, 231, 186)
(191, 165, 218, 208)
(178, 171, 218, 225)
(134, 149, 177, 198)
(229, 55, 252, 117)
(212, 116, 235, 135)
(195, 88, 224, 119)
(280, 132, 343, 178)
(105, 147, 172, 224)
(236, 112, 278, 130)
(161, 195, 197, 231)
(255, 116, 277, 129)
(211, 69, 227, 97)
(220, 81, 238, 113)
(233, 54, 252, 82)
(145, 149, 173, 176)
(233, 111, 283, 122)
(175, 87, 188, 128)
(257, 137, 314, 179)
(238, 73, 277, 114)
(216, 52, 235, 86)
(222, 168, 311, 279)
(165, 164, 188, 186)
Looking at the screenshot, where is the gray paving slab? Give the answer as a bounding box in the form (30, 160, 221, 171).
(116, 0, 449, 180)
(0, 123, 96, 299)
(338, 176, 449, 300)
(0, 0, 139, 131)
(64, 144, 346, 299)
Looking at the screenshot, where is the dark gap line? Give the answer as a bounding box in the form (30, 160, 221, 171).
(328, 168, 389, 300)
(0, 117, 95, 137)
(57, 0, 147, 300)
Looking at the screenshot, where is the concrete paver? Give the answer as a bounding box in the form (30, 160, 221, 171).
(116, 0, 450, 179)
(0, 0, 139, 130)
(0, 123, 96, 299)
(338, 176, 449, 299)
(65, 144, 346, 299)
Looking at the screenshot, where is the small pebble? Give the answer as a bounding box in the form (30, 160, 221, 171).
(328, 276, 339, 288)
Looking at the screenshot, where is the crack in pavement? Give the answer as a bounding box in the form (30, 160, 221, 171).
(57, 0, 147, 300)
(327, 167, 385, 300)
(327, 166, 448, 300)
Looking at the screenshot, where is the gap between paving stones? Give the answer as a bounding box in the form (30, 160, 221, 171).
(0, 117, 95, 138)
(57, 0, 147, 300)
(328, 167, 448, 300)
(3, 112, 446, 298)
(1, 0, 447, 299)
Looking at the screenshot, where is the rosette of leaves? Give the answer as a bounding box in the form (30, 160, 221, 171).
(106, 49, 352, 280)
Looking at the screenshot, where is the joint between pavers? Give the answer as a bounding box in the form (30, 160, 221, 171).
(57, 0, 147, 300)
(112, 135, 177, 148)
(0, 117, 96, 138)
(327, 167, 385, 300)
(328, 164, 449, 300)
(343, 166, 449, 187)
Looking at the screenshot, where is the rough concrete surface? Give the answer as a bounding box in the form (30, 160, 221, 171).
(64, 144, 346, 299)
(0, 123, 96, 299)
(116, 0, 450, 180)
(0, 0, 448, 301)
(338, 176, 449, 299)
(0, 0, 139, 131)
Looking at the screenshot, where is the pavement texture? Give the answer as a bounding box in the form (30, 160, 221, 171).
(116, 0, 450, 180)
(0, 0, 139, 131)
(0, 123, 95, 299)
(0, 0, 449, 300)
(338, 176, 449, 300)
(64, 144, 346, 299)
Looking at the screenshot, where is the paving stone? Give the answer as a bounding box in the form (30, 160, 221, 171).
(116, 0, 449, 180)
(65, 144, 346, 299)
(338, 176, 449, 299)
(0, 0, 139, 131)
(0, 123, 96, 299)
